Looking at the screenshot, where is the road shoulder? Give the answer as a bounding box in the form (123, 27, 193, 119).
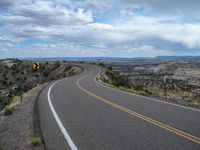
(0, 83, 48, 150)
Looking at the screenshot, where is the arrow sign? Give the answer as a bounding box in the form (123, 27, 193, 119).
(32, 62, 40, 71)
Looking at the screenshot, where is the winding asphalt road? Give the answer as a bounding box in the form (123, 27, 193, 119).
(38, 64, 200, 150)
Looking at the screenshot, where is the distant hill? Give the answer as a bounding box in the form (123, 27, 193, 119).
(155, 56, 200, 61)
(19, 57, 154, 62)
(18, 56, 200, 62)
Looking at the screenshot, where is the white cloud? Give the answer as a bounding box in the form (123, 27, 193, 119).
(86, 23, 114, 30)
(1, 0, 200, 57)
(111, 16, 200, 48)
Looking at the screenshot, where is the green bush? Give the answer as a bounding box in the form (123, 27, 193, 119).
(107, 66, 112, 70)
(99, 63, 105, 67)
(31, 136, 41, 146)
(0, 144, 4, 150)
(139, 91, 150, 96)
(133, 86, 144, 91)
(105, 70, 114, 76)
(43, 71, 50, 77)
(102, 76, 109, 83)
(4, 107, 14, 116)
(105, 70, 129, 87)
(23, 85, 29, 92)
(189, 99, 200, 108)
(104, 69, 152, 97)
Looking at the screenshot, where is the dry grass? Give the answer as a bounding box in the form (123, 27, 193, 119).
(4, 107, 14, 116)
(189, 100, 200, 108)
(30, 136, 41, 146)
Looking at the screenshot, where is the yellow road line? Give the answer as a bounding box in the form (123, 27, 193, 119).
(76, 72, 200, 144)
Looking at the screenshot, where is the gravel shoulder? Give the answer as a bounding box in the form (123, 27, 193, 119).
(0, 65, 83, 150)
(0, 83, 48, 150)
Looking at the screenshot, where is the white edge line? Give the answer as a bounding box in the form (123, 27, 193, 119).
(94, 66, 200, 113)
(47, 80, 78, 150)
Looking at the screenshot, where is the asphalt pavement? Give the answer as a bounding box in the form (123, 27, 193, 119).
(38, 64, 200, 150)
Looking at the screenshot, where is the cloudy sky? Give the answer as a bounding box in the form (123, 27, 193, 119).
(0, 0, 200, 58)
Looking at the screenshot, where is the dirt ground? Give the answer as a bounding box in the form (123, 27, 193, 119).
(0, 83, 48, 150)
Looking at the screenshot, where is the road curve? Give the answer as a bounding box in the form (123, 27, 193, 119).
(38, 64, 200, 150)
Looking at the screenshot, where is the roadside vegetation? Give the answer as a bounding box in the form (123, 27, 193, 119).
(4, 107, 14, 116)
(188, 98, 200, 108)
(100, 65, 151, 97)
(0, 144, 4, 150)
(105, 69, 129, 87)
(30, 136, 42, 146)
(0, 59, 73, 110)
(99, 61, 200, 109)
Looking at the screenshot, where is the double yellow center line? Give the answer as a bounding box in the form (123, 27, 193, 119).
(76, 70, 200, 144)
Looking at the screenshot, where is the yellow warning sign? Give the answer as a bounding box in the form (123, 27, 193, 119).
(32, 62, 40, 71)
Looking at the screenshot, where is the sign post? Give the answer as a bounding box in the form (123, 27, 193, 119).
(164, 76, 167, 99)
(32, 62, 41, 86)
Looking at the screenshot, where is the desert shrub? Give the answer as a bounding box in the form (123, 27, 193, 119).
(43, 71, 50, 77)
(68, 70, 75, 76)
(105, 70, 114, 77)
(3, 73, 6, 77)
(15, 69, 20, 73)
(102, 76, 109, 83)
(11, 64, 16, 70)
(31, 136, 41, 146)
(138, 91, 151, 96)
(8, 81, 13, 86)
(107, 66, 112, 71)
(23, 85, 31, 92)
(106, 70, 128, 87)
(40, 64, 45, 71)
(54, 61, 61, 68)
(2, 81, 6, 85)
(133, 86, 144, 91)
(0, 97, 2, 109)
(189, 99, 200, 108)
(4, 107, 14, 115)
(65, 65, 72, 71)
(145, 89, 152, 95)
(23, 76, 27, 81)
(4, 65, 8, 69)
(99, 63, 105, 67)
(0, 144, 4, 150)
